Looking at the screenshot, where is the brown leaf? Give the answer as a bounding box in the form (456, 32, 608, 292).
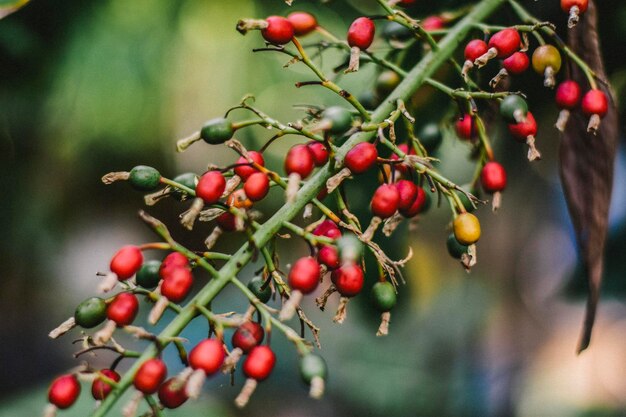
(559, 0, 619, 353)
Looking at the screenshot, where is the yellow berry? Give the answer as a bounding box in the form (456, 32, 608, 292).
(453, 213, 481, 245)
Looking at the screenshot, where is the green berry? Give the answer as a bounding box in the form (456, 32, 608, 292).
(371, 281, 397, 312)
(375, 71, 401, 97)
(446, 233, 469, 259)
(247, 276, 272, 303)
(337, 234, 363, 263)
(172, 172, 198, 201)
(74, 297, 107, 328)
(129, 165, 161, 191)
(358, 91, 379, 111)
(135, 260, 162, 289)
(321, 106, 353, 135)
(300, 353, 327, 384)
(200, 117, 234, 145)
(382, 21, 413, 42)
(499, 95, 528, 124)
(417, 123, 443, 153)
(457, 187, 477, 213)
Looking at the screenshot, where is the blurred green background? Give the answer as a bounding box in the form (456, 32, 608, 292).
(1, 0, 625, 416)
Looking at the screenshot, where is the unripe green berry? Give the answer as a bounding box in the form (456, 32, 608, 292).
(417, 123, 443, 153)
(446, 233, 469, 259)
(321, 106, 353, 135)
(129, 165, 161, 191)
(375, 71, 401, 97)
(371, 281, 397, 312)
(200, 117, 234, 145)
(457, 187, 476, 213)
(172, 172, 198, 201)
(382, 21, 413, 41)
(135, 260, 162, 289)
(247, 276, 272, 303)
(300, 353, 327, 384)
(337, 234, 363, 263)
(499, 95, 528, 124)
(74, 297, 107, 328)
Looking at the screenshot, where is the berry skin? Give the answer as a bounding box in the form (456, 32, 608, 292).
(455, 114, 477, 140)
(48, 374, 81, 409)
(243, 346, 276, 381)
(135, 260, 162, 289)
(262, 16, 294, 45)
(91, 369, 121, 400)
(200, 118, 234, 145)
(561, 0, 588, 13)
(508, 111, 537, 142)
(216, 212, 237, 231)
(453, 213, 481, 245)
(313, 220, 342, 239)
(285, 144, 315, 178)
(172, 172, 198, 201)
(400, 187, 427, 218)
(418, 123, 443, 153)
(347, 17, 375, 50)
(232, 322, 265, 353)
(344, 142, 378, 174)
(196, 171, 226, 204)
(556, 81, 581, 109)
(158, 378, 189, 409)
(371, 281, 397, 312)
(480, 162, 507, 193)
(244, 172, 270, 202)
(161, 266, 193, 303)
(499, 95, 528, 124)
(160, 252, 189, 275)
(247, 276, 272, 303)
(446, 233, 469, 259)
(581, 90, 608, 118)
(331, 263, 364, 297)
(107, 293, 139, 326)
(488, 28, 520, 58)
(288, 257, 321, 294)
(503, 51, 529, 75)
(395, 180, 418, 212)
(234, 151, 265, 180)
(74, 297, 107, 328)
(134, 358, 167, 394)
(389, 143, 415, 175)
(531, 45, 562, 74)
(306, 141, 329, 166)
(371, 184, 400, 219)
(189, 339, 226, 375)
(287, 12, 317, 37)
(129, 166, 161, 191)
(422, 16, 445, 32)
(110, 245, 143, 280)
(464, 39, 488, 61)
(318, 245, 340, 270)
(321, 106, 353, 135)
(376, 70, 401, 97)
(300, 354, 327, 385)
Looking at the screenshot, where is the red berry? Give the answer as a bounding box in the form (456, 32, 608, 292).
(395, 180, 418, 212)
(287, 12, 317, 37)
(48, 374, 81, 409)
(561, 0, 588, 13)
(344, 142, 378, 174)
(318, 245, 340, 270)
(160, 252, 189, 272)
(232, 322, 265, 353)
(91, 369, 121, 400)
(455, 114, 477, 140)
(161, 266, 193, 303)
(158, 378, 188, 409)
(389, 143, 415, 175)
(244, 172, 270, 202)
(285, 144, 315, 178)
(288, 257, 320, 294)
(422, 16, 445, 32)
(488, 28, 520, 58)
(398, 0, 416, 4)
(110, 245, 143, 280)
(306, 141, 329, 166)
(331, 263, 364, 297)
(261, 16, 294, 45)
(399, 187, 427, 218)
(581, 89, 608, 118)
(216, 212, 237, 231)
(313, 220, 341, 239)
(503, 51, 529, 75)
(234, 151, 265, 180)
(134, 358, 167, 394)
(555, 80, 581, 110)
(196, 171, 226, 204)
(243, 346, 276, 381)
(464, 39, 488, 61)
(371, 184, 400, 219)
(189, 339, 226, 375)
(107, 292, 139, 326)
(347, 17, 375, 50)
(480, 162, 507, 193)
(508, 111, 537, 142)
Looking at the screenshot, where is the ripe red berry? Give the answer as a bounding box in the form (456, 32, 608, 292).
(399, 187, 427, 218)
(287, 12, 317, 37)
(508, 111, 537, 142)
(107, 292, 139, 326)
(422, 16, 445, 32)
(561, 0, 588, 13)
(344, 142, 378, 174)
(232, 322, 265, 353)
(464, 39, 488, 61)
(488, 28, 520, 58)
(243, 346, 276, 381)
(503, 51, 529, 75)
(158, 378, 188, 409)
(234, 151, 265, 180)
(189, 339, 226, 375)
(371, 184, 400, 219)
(581, 89, 608, 118)
(556, 80, 581, 109)
(261, 16, 294, 45)
(389, 143, 415, 175)
(196, 171, 226, 204)
(331, 263, 364, 297)
(91, 369, 121, 400)
(244, 172, 270, 202)
(110, 245, 143, 280)
(394, 180, 418, 212)
(288, 257, 320, 294)
(48, 374, 81, 409)
(313, 220, 341, 239)
(285, 144, 315, 178)
(161, 252, 189, 271)
(318, 245, 340, 270)
(216, 212, 237, 231)
(398, 0, 416, 5)
(480, 162, 507, 193)
(306, 141, 329, 167)
(347, 17, 375, 50)
(455, 114, 477, 140)
(161, 266, 193, 303)
(134, 358, 167, 394)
